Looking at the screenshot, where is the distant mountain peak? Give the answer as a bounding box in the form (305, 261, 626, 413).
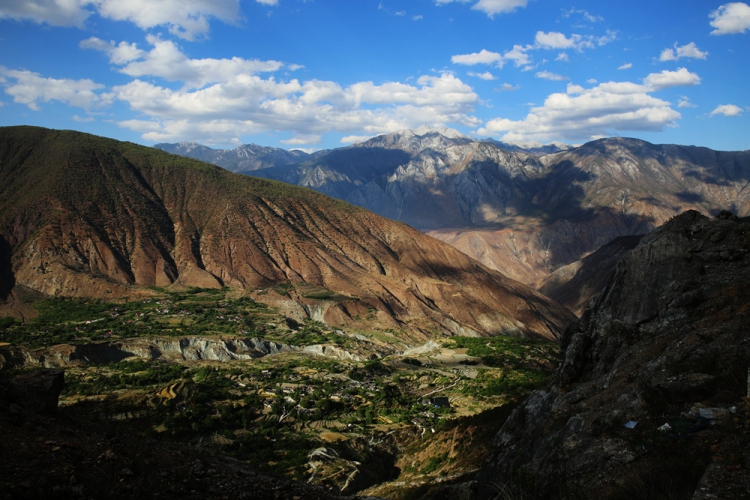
(411, 124, 468, 139)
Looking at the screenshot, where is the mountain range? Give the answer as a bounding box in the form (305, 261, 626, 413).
(156, 128, 750, 297)
(0, 126, 572, 340)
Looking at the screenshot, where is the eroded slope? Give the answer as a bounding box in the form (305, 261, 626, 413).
(0, 126, 573, 340)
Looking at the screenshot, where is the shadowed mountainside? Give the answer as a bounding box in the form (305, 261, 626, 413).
(534, 235, 643, 316)
(471, 210, 750, 499)
(0, 126, 574, 340)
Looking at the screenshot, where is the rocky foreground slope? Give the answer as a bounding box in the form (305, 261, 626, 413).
(0, 368, 357, 500)
(0, 126, 572, 340)
(466, 211, 750, 499)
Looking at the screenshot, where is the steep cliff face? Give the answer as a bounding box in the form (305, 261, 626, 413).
(0, 126, 573, 340)
(474, 211, 750, 499)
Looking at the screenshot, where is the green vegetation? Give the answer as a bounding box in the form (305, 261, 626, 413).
(0, 288, 280, 348)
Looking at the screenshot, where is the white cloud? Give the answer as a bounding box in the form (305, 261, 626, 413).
(88, 0, 241, 40)
(341, 135, 374, 144)
(451, 49, 504, 66)
(468, 71, 496, 80)
(289, 147, 319, 154)
(0, 0, 243, 40)
(659, 42, 709, 61)
(596, 30, 618, 46)
(0, 0, 91, 27)
(563, 8, 603, 23)
(0, 66, 108, 110)
(452, 31, 612, 73)
(256, 0, 277, 5)
(72, 114, 96, 122)
(496, 83, 519, 91)
(643, 67, 700, 91)
(677, 96, 698, 108)
(710, 2, 750, 35)
(504, 44, 532, 67)
(111, 71, 480, 145)
(82, 35, 283, 89)
(412, 14, 423, 20)
(477, 69, 703, 142)
(555, 52, 569, 62)
(434, 0, 527, 17)
(472, 0, 527, 16)
(535, 31, 578, 49)
(711, 104, 743, 116)
(536, 71, 568, 81)
(618, 63, 632, 70)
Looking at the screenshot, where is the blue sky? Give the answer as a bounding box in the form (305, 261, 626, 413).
(0, 0, 748, 151)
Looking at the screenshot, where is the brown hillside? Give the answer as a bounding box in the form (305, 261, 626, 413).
(0, 126, 574, 340)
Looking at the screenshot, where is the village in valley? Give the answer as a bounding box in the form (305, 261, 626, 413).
(1, 286, 559, 494)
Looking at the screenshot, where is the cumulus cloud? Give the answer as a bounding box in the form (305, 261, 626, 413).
(476, 69, 702, 142)
(468, 71, 496, 80)
(496, 83, 519, 91)
(434, 0, 527, 17)
(91, 0, 241, 40)
(678, 96, 698, 108)
(556, 52, 569, 62)
(659, 42, 709, 61)
(0, 0, 91, 27)
(534, 31, 579, 49)
(711, 104, 743, 116)
(109, 70, 480, 144)
(452, 30, 613, 73)
(536, 71, 568, 81)
(0, 0, 242, 40)
(341, 135, 375, 144)
(710, 2, 750, 34)
(643, 67, 700, 91)
(0, 66, 109, 110)
(451, 49, 504, 67)
(618, 63, 632, 70)
(256, 0, 277, 5)
(82, 35, 282, 89)
(472, 0, 528, 16)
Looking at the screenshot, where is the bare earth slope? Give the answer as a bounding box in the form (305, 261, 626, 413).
(472, 211, 750, 499)
(0, 126, 573, 340)
(429, 137, 750, 285)
(535, 235, 643, 316)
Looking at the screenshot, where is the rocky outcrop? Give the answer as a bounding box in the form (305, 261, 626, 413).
(0, 126, 574, 340)
(1, 368, 64, 414)
(18, 336, 376, 368)
(474, 211, 750, 499)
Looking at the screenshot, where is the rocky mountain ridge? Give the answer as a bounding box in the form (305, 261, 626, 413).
(160, 129, 750, 291)
(0, 126, 573, 340)
(154, 141, 310, 172)
(469, 210, 750, 499)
